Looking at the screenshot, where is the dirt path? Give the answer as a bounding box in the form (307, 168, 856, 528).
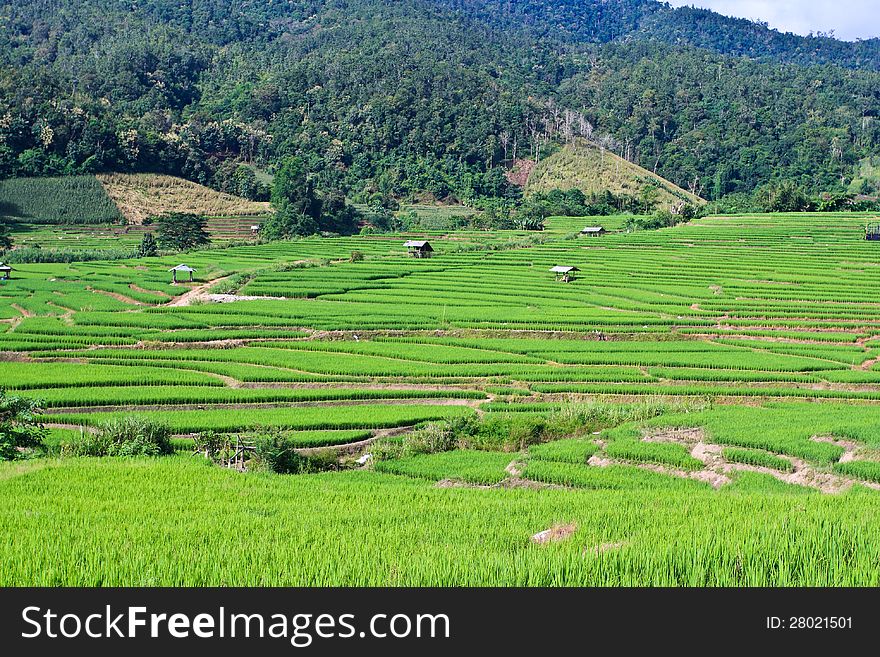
(87, 286, 143, 306)
(858, 356, 880, 371)
(0, 351, 32, 362)
(811, 435, 859, 463)
(167, 276, 232, 307)
(45, 301, 75, 320)
(130, 284, 170, 298)
(207, 373, 243, 388)
(10, 303, 32, 318)
(588, 452, 729, 488)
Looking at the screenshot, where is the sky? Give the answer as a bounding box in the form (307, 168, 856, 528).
(665, 1, 880, 41)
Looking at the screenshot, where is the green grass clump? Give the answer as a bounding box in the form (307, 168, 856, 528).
(521, 460, 707, 490)
(528, 439, 599, 464)
(723, 472, 814, 495)
(723, 447, 794, 472)
(834, 460, 880, 483)
(374, 450, 511, 485)
(605, 440, 703, 470)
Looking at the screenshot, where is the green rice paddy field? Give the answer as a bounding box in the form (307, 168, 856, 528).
(5, 212, 880, 585)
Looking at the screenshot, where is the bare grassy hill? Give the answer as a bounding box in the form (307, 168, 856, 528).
(97, 173, 271, 224)
(525, 141, 705, 208)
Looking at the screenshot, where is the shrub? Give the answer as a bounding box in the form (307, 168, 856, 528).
(0, 391, 47, 460)
(250, 430, 337, 474)
(137, 233, 159, 257)
(62, 417, 172, 457)
(372, 423, 459, 462)
(471, 415, 547, 451)
(193, 431, 227, 460)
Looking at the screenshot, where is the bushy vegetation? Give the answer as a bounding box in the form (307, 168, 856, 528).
(61, 417, 172, 457)
(249, 430, 338, 474)
(0, 391, 46, 460)
(712, 182, 880, 214)
(263, 157, 361, 238)
(514, 187, 680, 230)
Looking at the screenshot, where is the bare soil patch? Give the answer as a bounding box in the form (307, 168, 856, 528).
(811, 435, 859, 463)
(530, 522, 577, 545)
(167, 276, 232, 307)
(643, 427, 706, 445)
(505, 159, 536, 187)
(505, 460, 523, 478)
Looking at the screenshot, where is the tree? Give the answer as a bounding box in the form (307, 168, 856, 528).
(137, 233, 159, 257)
(0, 391, 46, 460)
(265, 157, 322, 239)
(0, 218, 12, 251)
(319, 190, 361, 235)
(156, 213, 210, 251)
(755, 181, 812, 212)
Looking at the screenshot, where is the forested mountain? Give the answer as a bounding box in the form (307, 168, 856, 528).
(1, 0, 879, 206)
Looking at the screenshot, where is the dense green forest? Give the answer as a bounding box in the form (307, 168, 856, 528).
(1, 0, 879, 206)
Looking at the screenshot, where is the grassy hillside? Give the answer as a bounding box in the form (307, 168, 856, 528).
(525, 141, 705, 208)
(0, 176, 123, 224)
(97, 174, 271, 224)
(848, 157, 880, 196)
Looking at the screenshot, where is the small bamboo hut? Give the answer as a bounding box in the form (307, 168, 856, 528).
(550, 265, 580, 283)
(580, 226, 606, 237)
(0, 263, 12, 280)
(169, 264, 195, 283)
(404, 240, 434, 258)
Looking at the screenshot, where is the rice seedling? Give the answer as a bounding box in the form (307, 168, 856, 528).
(374, 450, 512, 484)
(528, 438, 600, 464)
(722, 447, 795, 473)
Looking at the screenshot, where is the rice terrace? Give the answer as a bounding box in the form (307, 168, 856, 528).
(5, 209, 880, 586)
